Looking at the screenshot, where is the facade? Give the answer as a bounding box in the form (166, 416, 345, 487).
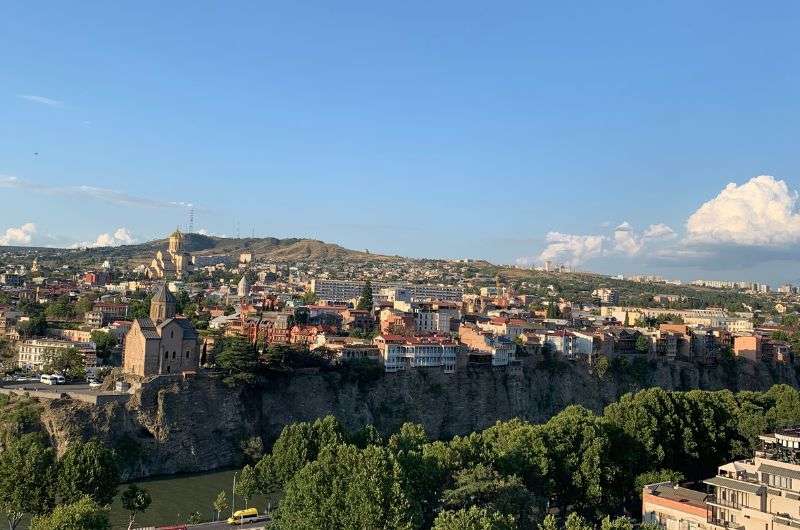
(122, 285, 199, 377)
(642, 482, 709, 530)
(311, 278, 463, 303)
(146, 229, 194, 280)
(373, 334, 458, 373)
(458, 323, 515, 366)
(593, 288, 620, 305)
(17, 338, 96, 372)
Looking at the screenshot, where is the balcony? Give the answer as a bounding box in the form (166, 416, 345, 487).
(707, 517, 744, 530)
(707, 496, 741, 509)
(774, 514, 800, 530)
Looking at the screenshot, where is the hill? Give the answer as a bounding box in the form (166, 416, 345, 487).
(1, 234, 398, 266)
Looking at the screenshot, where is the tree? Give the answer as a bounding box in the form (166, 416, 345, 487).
(235, 465, 259, 508)
(0, 434, 56, 530)
(0, 339, 15, 374)
(43, 347, 86, 380)
(57, 439, 120, 506)
(441, 465, 540, 529)
(634, 470, 684, 498)
(275, 444, 417, 530)
(29, 496, 110, 530)
(356, 280, 373, 310)
(74, 296, 96, 317)
(216, 337, 258, 374)
(121, 485, 151, 530)
(432, 506, 516, 530)
(45, 295, 75, 319)
(634, 335, 650, 353)
(90, 331, 118, 361)
(213, 490, 230, 521)
(300, 290, 318, 305)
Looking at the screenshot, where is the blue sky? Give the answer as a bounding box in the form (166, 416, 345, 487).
(2, 1, 800, 284)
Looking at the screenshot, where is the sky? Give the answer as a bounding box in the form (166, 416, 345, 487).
(2, 1, 800, 284)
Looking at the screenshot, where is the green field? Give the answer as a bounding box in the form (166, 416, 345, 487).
(107, 469, 274, 529)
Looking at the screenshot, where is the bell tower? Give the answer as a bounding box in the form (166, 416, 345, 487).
(150, 284, 177, 323)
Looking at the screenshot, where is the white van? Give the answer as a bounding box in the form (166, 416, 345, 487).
(40, 374, 65, 385)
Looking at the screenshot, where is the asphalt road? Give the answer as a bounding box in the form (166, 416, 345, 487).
(138, 520, 267, 530)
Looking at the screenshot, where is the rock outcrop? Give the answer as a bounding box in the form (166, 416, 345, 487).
(37, 358, 799, 480)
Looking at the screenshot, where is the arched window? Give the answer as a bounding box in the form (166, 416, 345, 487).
(172, 351, 176, 359)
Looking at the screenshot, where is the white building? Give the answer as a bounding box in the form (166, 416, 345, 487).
(17, 338, 96, 372)
(373, 334, 458, 373)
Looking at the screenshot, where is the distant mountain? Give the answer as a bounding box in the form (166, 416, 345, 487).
(3, 234, 397, 265)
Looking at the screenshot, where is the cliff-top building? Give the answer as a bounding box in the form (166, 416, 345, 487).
(123, 284, 199, 377)
(146, 229, 193, 280)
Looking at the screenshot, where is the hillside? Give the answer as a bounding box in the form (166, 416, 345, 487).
(1, 233, 397, 266)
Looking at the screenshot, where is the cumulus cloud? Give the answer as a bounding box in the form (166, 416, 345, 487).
(643, 223, 677, 240)
(685, 175, 800, 246)
(0, 223, 37, 246)
(70, 227, 137, 249)
(613, 222, 642, 256)
(537, 232, 605, 266)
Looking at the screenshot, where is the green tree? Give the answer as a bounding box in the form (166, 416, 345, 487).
(0, 434, 56, 530)
(275, 444, 417, 530)
(634, 335, 650, 353)
(29, 496, 110, 530)
(356, 280, 373, 310)
(43, 347, 86, 380)
(441, 465, 540, 529)
(45, 295, 75, 319)
(121, 485, 151, 530)
(56, 439, 120, 506)
(300, 290, 318, 305)
(235, 465, 259, 508)
(432, 506, 516, 530)
(216, 337, 258, 374)
(74, 296, 96, 317)
(213, 490, 230, 521)
(90, 331, 118, 361)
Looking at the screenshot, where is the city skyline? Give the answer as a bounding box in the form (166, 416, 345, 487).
(3, 2, 800, 283)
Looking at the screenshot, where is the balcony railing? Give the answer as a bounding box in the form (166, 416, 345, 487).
(707, 496, 741, 509)
(707, 517, 744, 530)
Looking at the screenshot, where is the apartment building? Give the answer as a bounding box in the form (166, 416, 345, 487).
(592, 288, 620, 305)
(310, 279, 463, 303)
(373, 334, 458, 373)
(458, 324, 515, 366)
(642, 482, 709, 530)
(17, 338, 96, 372)
(644, 428, 800, 530)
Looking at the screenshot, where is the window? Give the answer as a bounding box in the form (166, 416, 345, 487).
(172, 351, 176, 359)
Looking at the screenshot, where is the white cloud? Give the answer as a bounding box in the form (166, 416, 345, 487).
(70, 227, 137, 249)
(613, 222, 642, 256)
(537, 231, 606, 266)
(0, 223, 37, 246)
(17, 94, 63, 107)
(643, 223, 677, 240)
(1, 174, 198, 210)
(686, 175, 800, 246)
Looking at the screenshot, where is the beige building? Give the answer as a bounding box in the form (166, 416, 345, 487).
(17, 338, 96, 372)
(147, 229, 193, 280)
(123, 285, 199, 377)
(644, 428, 800, 530)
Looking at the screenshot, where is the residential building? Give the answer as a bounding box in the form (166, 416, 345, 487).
(458, 324, 515, 366)
(17, 338, 96, 372)
(592, 288, 620, 305)
(373, 334, 458, 373)
(311, 279, 463, 303)
(642, 482, 709, 530)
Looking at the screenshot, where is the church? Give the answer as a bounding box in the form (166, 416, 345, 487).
(123, 284, 199, 377)
(146, 229, 193, 279)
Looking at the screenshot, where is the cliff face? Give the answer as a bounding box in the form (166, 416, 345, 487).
(38, 358, 799, 480)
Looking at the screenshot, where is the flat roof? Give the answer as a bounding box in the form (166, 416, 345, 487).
(647, 483, 708, 510)
(704, 476, 763, 494)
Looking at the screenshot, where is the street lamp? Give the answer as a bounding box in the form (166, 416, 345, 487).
(232, 471, 238, 515)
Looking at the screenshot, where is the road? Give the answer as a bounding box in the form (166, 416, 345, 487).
(136, 520, 268, 530)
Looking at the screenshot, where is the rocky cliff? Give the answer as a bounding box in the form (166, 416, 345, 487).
(37, 358, 799, 480)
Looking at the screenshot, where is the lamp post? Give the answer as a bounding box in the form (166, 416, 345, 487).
(232, 471, 238, 515)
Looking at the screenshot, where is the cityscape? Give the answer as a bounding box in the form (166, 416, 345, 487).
(4, 2, 800, 530)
